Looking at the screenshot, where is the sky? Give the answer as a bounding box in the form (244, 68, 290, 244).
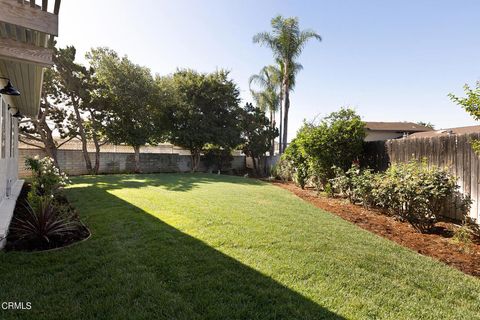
(57, 0, 480, 141)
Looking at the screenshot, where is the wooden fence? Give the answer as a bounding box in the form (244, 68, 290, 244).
(363, 133, 480, 222)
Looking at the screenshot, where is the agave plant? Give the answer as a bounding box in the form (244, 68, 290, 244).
(10, 198, 82, 245)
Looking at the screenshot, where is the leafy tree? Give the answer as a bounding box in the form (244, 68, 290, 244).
(286, 108, 365, 189)
(49, 46, 99, 173)
(166, 69, 242, 172)
(86, 48, 163, 173)
(239, 103, 279, 175)
(81, 97, 109, 174)
(19, 69, 70, 167)
(20, 45, 108, 174)
(449, 81, 480, 153)
(254, 15, 321, 153)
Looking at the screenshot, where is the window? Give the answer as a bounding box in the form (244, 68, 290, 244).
(0, 97, 5, 159)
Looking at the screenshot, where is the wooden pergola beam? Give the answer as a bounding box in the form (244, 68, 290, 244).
(0, 37, 53, 66)
(0, 0, 58, 35)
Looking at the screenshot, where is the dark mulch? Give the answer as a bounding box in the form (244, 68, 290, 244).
(273, 181, 480, 277)
(5, 183, 90, 252)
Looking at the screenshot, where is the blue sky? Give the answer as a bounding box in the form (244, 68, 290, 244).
(57, 0, 480, 141)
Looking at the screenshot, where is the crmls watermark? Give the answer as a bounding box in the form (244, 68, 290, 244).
(1, 302, 32, 310)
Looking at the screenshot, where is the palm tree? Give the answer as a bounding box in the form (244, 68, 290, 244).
(249, 63, 303, 154)
(253, 15, 321, 153)
(249, 65, 281, 154)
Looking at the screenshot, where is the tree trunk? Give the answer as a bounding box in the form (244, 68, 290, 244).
(88, 108, 103, 175)
(190, 153, 195, 173)
(281, 80, 290, 154)
(42, 137, 58, 168)
(252, 155, 258, 176)
(91, 133, 101, 175)
(279, 94, 283, 154)
(190, 150, 201, 172)
(33, 110, 59, 167)
(133, 145, 141, 173)
(72, 102, 92, 173)
(196, 153, 201, 172)
(270, 109, 275, 156)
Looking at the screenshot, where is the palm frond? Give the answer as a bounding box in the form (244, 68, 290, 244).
(293, 30, 322, 58)
(249, 74, 269, 90)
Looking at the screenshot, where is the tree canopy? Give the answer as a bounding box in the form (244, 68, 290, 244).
(239, 103, 279, 174)
(165, 69, 242, 171)
(86, 47, 165, 172)
(23, 45, 283, 175)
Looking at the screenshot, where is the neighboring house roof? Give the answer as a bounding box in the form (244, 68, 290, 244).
(408, 125, 480, 139)
(365, 122, 433, 132)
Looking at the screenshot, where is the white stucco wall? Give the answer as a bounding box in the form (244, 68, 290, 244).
(0, 94, 22, 248)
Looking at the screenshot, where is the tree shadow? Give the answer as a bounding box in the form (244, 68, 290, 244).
(71, 173, 265, 192)
(65, 183, 345, 319)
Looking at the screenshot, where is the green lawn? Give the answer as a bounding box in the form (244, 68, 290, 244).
(1, 173, 479, 319)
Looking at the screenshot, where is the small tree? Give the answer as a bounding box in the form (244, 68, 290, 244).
(239, 103, 278, 175)
(285, 108, 365, 189)
(166, 69, 242, 172)
(449, 81, 480, 153)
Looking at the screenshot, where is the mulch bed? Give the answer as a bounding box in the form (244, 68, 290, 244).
(272, 181, 480, 277)
(5, 184, 90, 252)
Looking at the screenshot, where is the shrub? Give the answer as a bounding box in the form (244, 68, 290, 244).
(10, 198, 82, 246)
(283, 139, 309, 189)
(284, 108, 366, 190)
(331, 160, 471, 233)
(452, 223, 474, 246)
(272, 157, 293, 182)
(307, 109, 365, 187)
(10, 156, 87, 251)
(331, 165, 377, 207)
(330, 166, 352, 198)
(382, 160, 461, 232)
(25, 156, 69, 198)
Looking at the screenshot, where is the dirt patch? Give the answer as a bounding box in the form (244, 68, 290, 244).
(273, 181, 480, 277)
(5, 184, 90, 252)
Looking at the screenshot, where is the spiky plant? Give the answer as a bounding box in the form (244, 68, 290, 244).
(10, 198, 82, 246)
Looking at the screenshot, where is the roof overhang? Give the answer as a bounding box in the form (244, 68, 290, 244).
(0, 0, 60, 117)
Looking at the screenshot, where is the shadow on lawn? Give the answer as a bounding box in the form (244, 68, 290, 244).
(72, 173, 264, 192)
(67, 181, 345, 319)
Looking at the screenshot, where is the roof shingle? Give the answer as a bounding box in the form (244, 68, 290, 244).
(408, 125, 480, 139)
(365, 122, 433, 132)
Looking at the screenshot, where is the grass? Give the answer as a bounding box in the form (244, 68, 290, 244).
(1, 173, 480, 319)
